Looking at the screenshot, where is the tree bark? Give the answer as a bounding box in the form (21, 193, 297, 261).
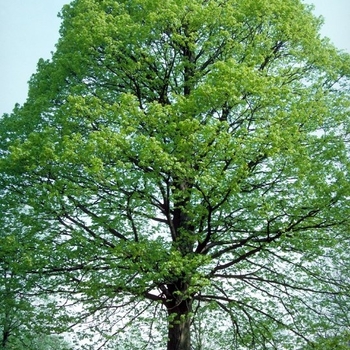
(166, 298, 192, 350)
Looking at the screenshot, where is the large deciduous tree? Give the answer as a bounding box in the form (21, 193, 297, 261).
(1, 0, 350, 348)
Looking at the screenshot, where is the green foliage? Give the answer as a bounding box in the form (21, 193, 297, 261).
(303, 331, 350, 350)
(1, 0, 350, 349)
(6, 334, 72, 350)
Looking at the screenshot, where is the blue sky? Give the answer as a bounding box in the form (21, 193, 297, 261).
(0, 0, 349, 116)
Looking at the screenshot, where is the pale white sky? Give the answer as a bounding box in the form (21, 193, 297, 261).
(0, 0, 349, 116)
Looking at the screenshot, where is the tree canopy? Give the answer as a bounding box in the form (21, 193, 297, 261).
(1, 0, 350, 349)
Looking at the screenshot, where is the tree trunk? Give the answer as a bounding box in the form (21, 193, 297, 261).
(1, 328, 10, 350)
(167, 298, 192, 350)
(1, 307, 11, 350)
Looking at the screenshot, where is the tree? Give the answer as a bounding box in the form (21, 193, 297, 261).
(303, 331, 350, 350)
(0, 195, 75, 350)
(0, 197, 37, 349)
(1, 0, 350, 349)
(5, 334, 72, 350)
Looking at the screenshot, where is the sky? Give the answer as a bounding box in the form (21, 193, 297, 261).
(0, 0, 349, 116)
